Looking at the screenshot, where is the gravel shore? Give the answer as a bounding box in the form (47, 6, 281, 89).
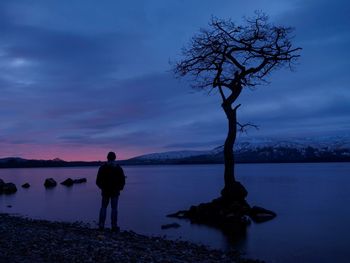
(0, 213, 262, 263)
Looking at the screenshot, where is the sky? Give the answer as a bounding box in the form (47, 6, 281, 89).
(0, 0, 349, 161)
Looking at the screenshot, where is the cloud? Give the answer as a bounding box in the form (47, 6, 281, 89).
(164, 140, 224, 149)
(0, 0, 349, 160)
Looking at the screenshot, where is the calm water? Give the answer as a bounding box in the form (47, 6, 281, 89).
(0, 163, 350, 263)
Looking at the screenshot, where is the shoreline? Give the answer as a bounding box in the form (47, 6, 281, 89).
(0, 213, 262, 263)
(1, 161, 350, 170)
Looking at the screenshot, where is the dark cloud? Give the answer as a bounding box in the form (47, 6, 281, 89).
(164, 140, 224, 149)
(0, 0, 349, 160)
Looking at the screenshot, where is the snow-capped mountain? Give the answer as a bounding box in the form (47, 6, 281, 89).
(234, 136, 350, 151)
(133, 150, 210, 161)
(127, 136, 350, 164)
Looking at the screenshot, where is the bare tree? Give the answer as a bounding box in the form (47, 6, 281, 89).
(174, 12, 301, 199)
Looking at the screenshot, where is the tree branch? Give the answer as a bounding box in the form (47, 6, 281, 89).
(173, 12, 301, 103)
(236, 121, 259, 133)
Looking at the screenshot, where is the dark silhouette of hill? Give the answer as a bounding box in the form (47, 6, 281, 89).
(0, 157, 103, 168)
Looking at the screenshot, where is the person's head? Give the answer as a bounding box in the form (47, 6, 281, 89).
(107, 151, 116, 161)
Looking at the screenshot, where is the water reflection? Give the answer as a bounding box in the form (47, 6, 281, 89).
(1, 163, 350, 263)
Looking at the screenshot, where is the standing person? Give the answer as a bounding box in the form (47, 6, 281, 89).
(96, 151, 125, 232)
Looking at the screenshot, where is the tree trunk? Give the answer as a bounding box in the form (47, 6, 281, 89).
(222, 104, 237, 188)
(221, 102, 248, 201)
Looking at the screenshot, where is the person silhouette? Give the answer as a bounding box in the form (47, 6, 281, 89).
(96, 151, 125, 231)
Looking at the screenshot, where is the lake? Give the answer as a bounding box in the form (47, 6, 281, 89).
(0, 163, 349, 263)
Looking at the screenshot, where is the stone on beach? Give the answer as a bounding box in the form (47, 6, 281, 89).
(44, 178, 57, 188)
(0, 213, 261, 263)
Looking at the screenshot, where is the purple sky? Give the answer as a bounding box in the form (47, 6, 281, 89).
(0, 0, 349, 160)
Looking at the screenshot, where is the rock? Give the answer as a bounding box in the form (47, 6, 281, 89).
(249, 206, 277, 223)
(61, 178, 74, 187)
(161, 223, 181, 230)
(44, 178, 57, 188)
(22, 183, 30, 188)
(168, 194, 254, 238)
(60, 178, 87, 186)
(73, 178, 87, 184)
(3, 183, 17, 194)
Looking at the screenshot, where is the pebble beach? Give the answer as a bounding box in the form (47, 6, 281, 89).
(0, 213, 262, 263)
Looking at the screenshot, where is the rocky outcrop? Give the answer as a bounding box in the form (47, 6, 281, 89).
(168, 197, 251, 236)
(44, 178, 57, 188)
(168, 181, 276, 237)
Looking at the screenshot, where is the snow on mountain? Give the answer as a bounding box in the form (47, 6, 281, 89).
(235, 135, 350, 151)
(134, 150, 210, 161)
(130, 135, 350, 162)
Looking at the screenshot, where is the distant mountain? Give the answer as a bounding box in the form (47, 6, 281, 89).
(126, 136, 350, 164)
(132, 150, 210, 161)
(1, 136, 349, 168)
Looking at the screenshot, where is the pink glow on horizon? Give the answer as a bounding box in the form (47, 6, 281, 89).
(0, 143, 143, 161)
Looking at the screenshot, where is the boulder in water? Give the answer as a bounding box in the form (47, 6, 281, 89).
(73, 178, 87, 184)
(21, 183, 30, 188)
(44, 178, 57, 188)
(61, 178, 74, 187)
(3, 183, 17, 194)
(249, 206, 277, 223)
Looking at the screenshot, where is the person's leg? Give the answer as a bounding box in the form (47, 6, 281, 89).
(98, 196, 109, 229)
(110, 195, 119, 230)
